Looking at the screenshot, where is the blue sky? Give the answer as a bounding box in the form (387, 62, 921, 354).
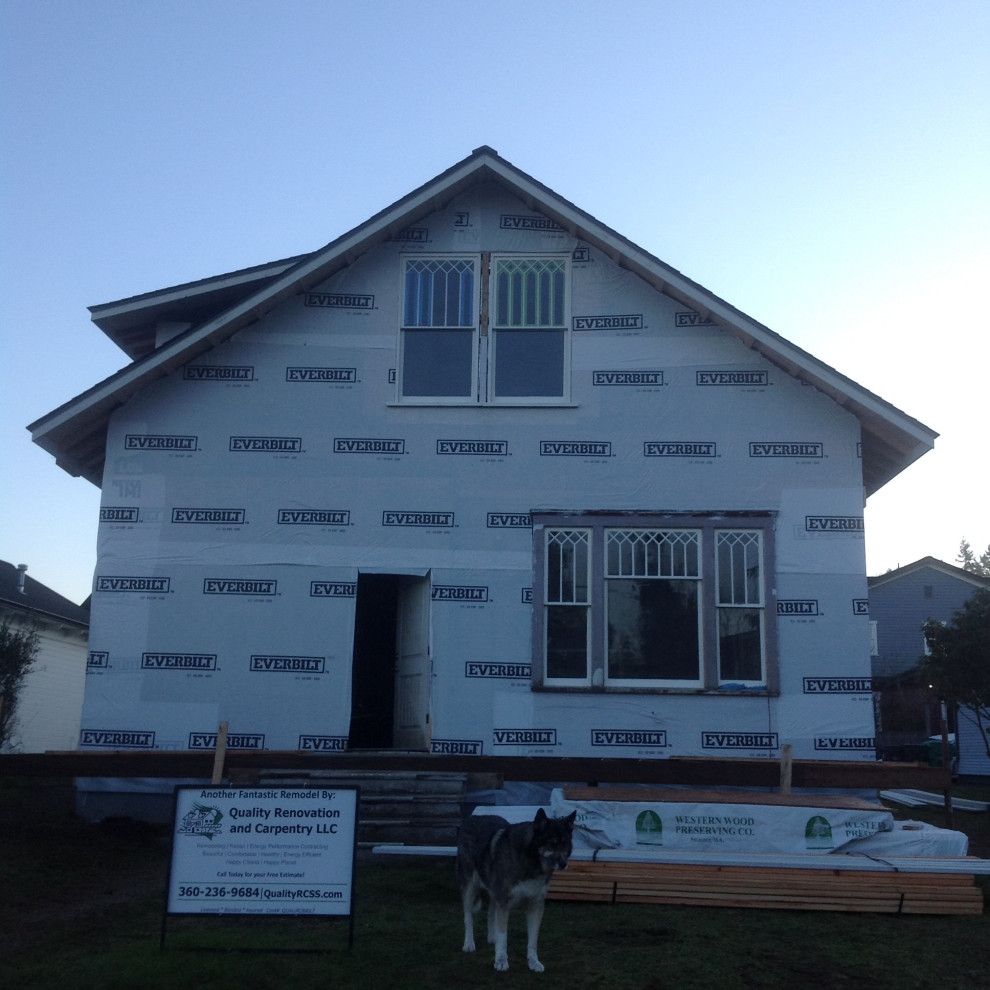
(2, 0, 987, 604)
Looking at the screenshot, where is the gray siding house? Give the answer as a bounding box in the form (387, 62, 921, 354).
(29, 148, 937, 784)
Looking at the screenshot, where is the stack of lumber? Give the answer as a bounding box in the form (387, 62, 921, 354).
(548, 859, 985, 915)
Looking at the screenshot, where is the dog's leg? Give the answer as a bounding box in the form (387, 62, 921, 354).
(491, 902, 510, 971)
(460, 875, 480, 953)
(525, 898, 546, 973)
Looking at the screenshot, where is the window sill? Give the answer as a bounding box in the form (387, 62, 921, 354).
(532, 684, 777, 697)
(387, 402, 579, 409)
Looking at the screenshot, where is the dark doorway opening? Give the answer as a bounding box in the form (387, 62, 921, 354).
(348, 574, 399, 749)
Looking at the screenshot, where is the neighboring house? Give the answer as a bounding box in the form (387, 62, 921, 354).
(28, 147, 938, 784)
(0, 560, 89, 752)
(869, 557, 990, 776)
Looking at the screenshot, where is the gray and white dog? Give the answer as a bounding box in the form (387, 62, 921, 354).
(456, 808, 577, 972)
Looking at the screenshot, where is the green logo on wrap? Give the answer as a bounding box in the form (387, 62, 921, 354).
(805, 815, 833, 850)
(635, 809, 663, 846)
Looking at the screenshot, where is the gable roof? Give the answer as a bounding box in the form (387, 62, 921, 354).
(0, 560, 90, 627)
(868, 556, 990, 591)
(28, 146, 937, 494)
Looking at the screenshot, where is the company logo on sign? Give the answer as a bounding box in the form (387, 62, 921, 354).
(229, 436, 302, 452)
(279, 509, 350, 526)
(815, 737, 875, 751)
(434, 586, 489, 602)
(101, 506, 140, 522)
(251, 655, 325, 673)
(499, 214, 565, 231)
(805, 516, 865, 532)
(382, 511, 454, 527)
(96, 576, 170, 593)
(286, 367, 357, 383)
(142, 653, 217, 670)
(437, 439, 509, 455)
(80, 729, 155, 748)
(466, 662, 531, 678)
(644, 441, 716, 458)
(334, 437, 405, 454)
(573, 314, 643, 331)
(298, 735, 348, 751)
(310, 582, 356, 597)
(183, 366, 254, 381)
(540, 440, 612, 457)
(593, 370, 663, 386)
(125, 434, 198, 451)
(777, 600, 820, 615)
(189, 732, 265, 750)
(432, 739, 483, 756)
(487, 513, 531, 528)
(172, 508, 246, 524)
(592, 729, 667, 747)
(696, 371, 768, 387)
(203, 579, 277, 596)
(88, 651, 109, 668)
(750, 442, 823, 458)
(675, 311, 717, 327)
(304, 292, 375, 309)
(178, 802, 224, 839)
(493, 729, 557, 746)
(702, 732, 778, 749)
(803, 678, 872, 694)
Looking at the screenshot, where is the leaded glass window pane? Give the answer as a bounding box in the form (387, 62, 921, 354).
(494, 258, 566, 328)
(403, 258, 475, 327)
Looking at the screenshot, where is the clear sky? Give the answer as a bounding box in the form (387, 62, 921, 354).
(2, 0, 987, 605)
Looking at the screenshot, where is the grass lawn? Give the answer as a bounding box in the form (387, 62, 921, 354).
(1, 778, 988, 990)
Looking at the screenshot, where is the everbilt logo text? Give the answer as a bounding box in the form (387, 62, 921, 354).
(229, 436, 302, 452)
(335, 438, 405, 454)
(304, 292, 375, 308)
(540, 440, 612, 457)
(437, 439, 509, 455)
(250, 655, 325, 673)
(573, 314, 643, 331)
(279, 509, 350, 526)
(433, 586, 489, 601)
(80, 729, 154, 748)
(592, 730, 667, 747)
(499, 214, 564, 231)
(487, 513, 531, 528)
(805, 516, 865, 532)
(203, 579, 277, 596)
(702, 732, 778, 749)
(286, 367, 357, 383)
(803, 678, 872, 694)
(493, 729, 557, 746)
(675, 312, 717, 327)
(183, 366, 254, 381)
(97, 576, 170, 593)
(750, 442, 823, 458)
(142, 653, 217, 670)
(696, 371, 768, 386)
(432, 739, 483, 756)
(644, 441, 716, 457)
(815, 737, 875, 751)
(310, 582, 356, 597)
(382, 511, 454, 527)
(88, 652, 109, 668)
(593, 371, 663, 386)
(777, 600, 820, 615)
(101, 507, 139, 522)
(172, 508, 246, 524)
(189, 733, 264, 750)
(125, 434, 197, 450)
(299, 735, 348, 751)
(466, 662, 531, 678)
(393, 227, 428, 242)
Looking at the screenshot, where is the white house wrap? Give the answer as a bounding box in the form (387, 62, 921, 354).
(29, 148, 937, 774)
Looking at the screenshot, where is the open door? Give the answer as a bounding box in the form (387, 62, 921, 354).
(349, 573, 431, 751)
(393, 575, 432, 751)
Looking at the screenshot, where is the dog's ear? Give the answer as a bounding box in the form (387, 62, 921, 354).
(565, 810, 577, 826)
(534, 808, 549, 824)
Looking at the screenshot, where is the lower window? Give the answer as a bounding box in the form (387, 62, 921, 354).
(534, 513, 775, 691)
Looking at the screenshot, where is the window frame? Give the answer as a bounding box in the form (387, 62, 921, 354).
(531, 511, 778, 694)
(396, 252, 572, 406)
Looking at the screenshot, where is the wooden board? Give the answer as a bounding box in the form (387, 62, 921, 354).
(562, 787, 885, 810)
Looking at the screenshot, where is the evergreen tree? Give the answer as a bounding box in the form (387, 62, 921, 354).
(0, 620, 40, 750)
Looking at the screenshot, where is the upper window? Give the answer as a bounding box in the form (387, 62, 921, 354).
(398, 254, 570, 404)
(534, 513, 776, 692)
